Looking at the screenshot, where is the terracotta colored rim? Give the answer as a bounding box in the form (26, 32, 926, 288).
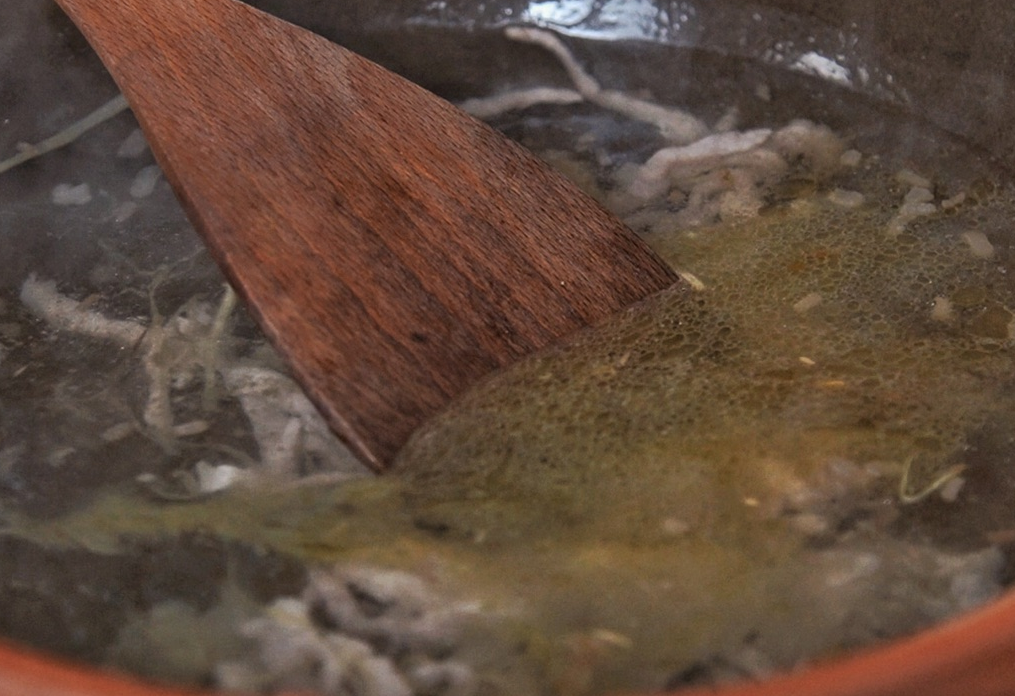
(1, 588, 1014, 696)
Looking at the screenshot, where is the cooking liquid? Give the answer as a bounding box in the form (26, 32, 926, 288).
(2, 28, 1015, 696)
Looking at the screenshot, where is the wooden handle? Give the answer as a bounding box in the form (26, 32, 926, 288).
(52, 0, 677, 469)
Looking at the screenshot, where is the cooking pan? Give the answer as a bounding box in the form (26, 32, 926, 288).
(1, 1, 1014, 694)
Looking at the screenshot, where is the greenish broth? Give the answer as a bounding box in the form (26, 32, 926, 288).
(397, 181, 1015, 544)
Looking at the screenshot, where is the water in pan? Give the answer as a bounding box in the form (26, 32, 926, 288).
(1, 8, 1015, 696)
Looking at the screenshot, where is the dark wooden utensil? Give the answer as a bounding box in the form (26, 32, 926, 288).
(52, 0, 678, 470)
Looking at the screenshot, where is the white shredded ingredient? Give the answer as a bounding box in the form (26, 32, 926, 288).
(827, 188, 865, 208)
(629, 129, 773, 199)
(459, 87, 582, 118)
(503, 26, 709, 143)
(117, 127, 149, 158)
(793, 292, 823, 313)
(930, 296, 954, 322)
(51, 182, 93, 206)
(129, 164, 162, 199)
(20, 274, 145, 346)
(961, 230, 995, 259)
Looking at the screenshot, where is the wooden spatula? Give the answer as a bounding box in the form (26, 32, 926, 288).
(52, 0, 678, 470)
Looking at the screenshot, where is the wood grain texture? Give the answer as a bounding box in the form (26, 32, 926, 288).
(52, 0, 678, 469)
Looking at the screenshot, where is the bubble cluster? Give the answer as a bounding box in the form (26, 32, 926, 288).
(394, 162, 1015, 545)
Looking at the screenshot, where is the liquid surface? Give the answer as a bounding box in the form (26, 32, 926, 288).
(2, 8, 1015, 695)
